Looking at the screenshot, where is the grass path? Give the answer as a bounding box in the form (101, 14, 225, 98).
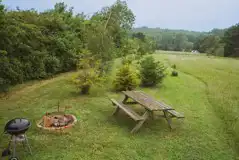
(0, 55, 238, 159)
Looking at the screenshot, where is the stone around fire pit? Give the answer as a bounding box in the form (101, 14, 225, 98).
(37, 113, 77, 131)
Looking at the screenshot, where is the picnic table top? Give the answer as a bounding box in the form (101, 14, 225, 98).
(122, 91, 174, 111)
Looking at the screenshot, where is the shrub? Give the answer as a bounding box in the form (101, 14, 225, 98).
(140, 56, 165, 87)
(122, 56, 134, 65)
(0, 78, 10, 93)
(172, 64, 176, 69)
(171, 70, 178, 77)
(73, 57, 102, 94)
(135, 54, 142, 60)
(113, 64, 139, 91)
(73, 69, 101, 94)
(44, 56, 61, 76)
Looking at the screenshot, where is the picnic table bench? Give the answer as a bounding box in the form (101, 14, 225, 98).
(110, 90, 184, 133)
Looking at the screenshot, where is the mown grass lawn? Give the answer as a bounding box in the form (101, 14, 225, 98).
(0, 53, 238, 160)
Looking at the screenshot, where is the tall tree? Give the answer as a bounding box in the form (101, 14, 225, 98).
(174, 33, 188, 51)
(224, 23, 239, 57)
(132, 32, 146, 41)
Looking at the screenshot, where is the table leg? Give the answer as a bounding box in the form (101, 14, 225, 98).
(163, 111, 172, 129)
(122, 95, 129, 104)
(131, 111, 149, 133)
(112, 106, 120, 116)
(149, 111, 155, 120)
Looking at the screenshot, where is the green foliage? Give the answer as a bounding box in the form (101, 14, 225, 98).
(0, 1, 140, 92)
(0, 3, 81, 90)
(120, 38, 139, 56)
(171, 70, 178, 77)
(224, 23, 239, 57)
(113, 64, 139, 91)
(135, 25, 238, 57)
(0, 77, 10, 93)
(132, 34, 156, 55)
(194, 35, 224, 55)
(140, 56, 165, 87)
(172, 64, 176, 69)
(73, 69, 101, 94)
(133, 27, 228, 54)
(133, 27, 208, 52)
(121, 55, 135, 65)
(132, 32, 145, 41)
(44, 56, 61, 76)
(73, 57, 102, 94)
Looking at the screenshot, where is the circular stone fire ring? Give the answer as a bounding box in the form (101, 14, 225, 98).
(37, 113, 77, 131)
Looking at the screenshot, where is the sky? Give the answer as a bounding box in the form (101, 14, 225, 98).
(2, 0, 239, 31)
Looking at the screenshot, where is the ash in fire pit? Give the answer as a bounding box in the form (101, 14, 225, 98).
(37, 113, 77, 131)
(43, 114, 74, 127)
(37, 104, 77, 131)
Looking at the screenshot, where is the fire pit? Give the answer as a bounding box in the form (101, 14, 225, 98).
(37, 103, 77, 131)
(37, 112, 77, 131)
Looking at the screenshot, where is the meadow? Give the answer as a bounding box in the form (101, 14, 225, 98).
(0, 52, 238, 160)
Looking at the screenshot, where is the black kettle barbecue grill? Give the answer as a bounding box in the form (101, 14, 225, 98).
(2, 118, 32, 160)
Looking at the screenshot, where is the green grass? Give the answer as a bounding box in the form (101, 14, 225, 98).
(0, 53, 238, 159)
(154, 51, 239, 150)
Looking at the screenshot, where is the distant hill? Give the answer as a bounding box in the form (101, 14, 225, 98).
(132, 27, 225, 52)
(132, 27, 225, 37)
(133, 27, 207, 37)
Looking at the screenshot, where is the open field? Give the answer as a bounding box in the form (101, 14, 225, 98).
(155, 51, 239, 149)
(0, 53, 238, 160)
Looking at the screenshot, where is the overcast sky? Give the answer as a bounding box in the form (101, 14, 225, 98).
(2, 0, 239, 31)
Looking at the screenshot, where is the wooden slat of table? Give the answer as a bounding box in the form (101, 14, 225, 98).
(122, 91, 173, 111)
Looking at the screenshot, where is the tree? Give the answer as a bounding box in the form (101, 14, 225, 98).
(73, 55, 102, 94)
(0, 0, 5, 27)
(140, 56, 165, 87)
(132, 32, 145, 41)
(0, 1, 146, 92)
(224, 23, 239, 57)
(113, 64, 139, 91)
(174, 33, 188, 51)
(211, 28, 225, 37)
(194, 35, 223, 55)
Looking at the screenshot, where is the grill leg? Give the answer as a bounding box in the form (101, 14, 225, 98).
(24, 135, 32, 155)
(7, 135, 13, 150)
(22, 140, 27, 154)
(12, 136, 16, 157)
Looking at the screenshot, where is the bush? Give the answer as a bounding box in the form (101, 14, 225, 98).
(135, 54, 141, 60)
(122, 56, 134, 65)
(73, 57, 102, 94)
(171, 70, 178, 77)
(73, 69, 101, 94)
(140, 56, 165, 87)
(113, 64, 139, 91)
(172, 64, 176, 69)
(0, 78, 10, 93)
(44, 56, 61, 76)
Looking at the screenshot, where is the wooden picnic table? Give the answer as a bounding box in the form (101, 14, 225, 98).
(122, 91, 174, 111)
(110, 90, 184, 133)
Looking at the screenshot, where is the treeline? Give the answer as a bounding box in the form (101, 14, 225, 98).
(133, 25, 239, 57)
(0, 1, 155, 92)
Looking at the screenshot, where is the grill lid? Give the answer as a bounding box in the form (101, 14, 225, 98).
(4, 118, 31, 134)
